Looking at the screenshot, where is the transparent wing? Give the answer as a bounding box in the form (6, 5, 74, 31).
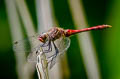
(57, 37, 71, 55)
(13, 34, 71, 68)
(13, 34, 42, 62)
(46, 37, 71, 69)
(44, 37, 71, 58)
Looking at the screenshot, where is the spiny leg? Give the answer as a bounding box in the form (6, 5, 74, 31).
(40, 35, 52, 53)
(47, 41, 60, 68)
(43, 40, 52, 53)
(47, 41, 59, 59)
(40, 40, 49, 47)
(53, 41, 59, 55)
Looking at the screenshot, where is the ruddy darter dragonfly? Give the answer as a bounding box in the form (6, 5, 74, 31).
(14, 25, 112, 69)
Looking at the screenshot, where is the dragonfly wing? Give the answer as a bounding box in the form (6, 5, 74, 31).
(55, 37, 71, 55)
(13, 39, 30, 53)
(45, 37, 71, 69)
(13, 34, 42, 62)
(27, 44, 41, 62)
(49, 56, 56, 69)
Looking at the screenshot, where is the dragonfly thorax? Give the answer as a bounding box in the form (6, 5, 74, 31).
(47, 27, 65, 41)
(38, 27, 65, 43)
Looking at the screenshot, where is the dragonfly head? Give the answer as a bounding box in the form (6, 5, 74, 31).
(38, 33, 47, 43)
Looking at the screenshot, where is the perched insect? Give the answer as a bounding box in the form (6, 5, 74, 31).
(14, 25, 112, 69)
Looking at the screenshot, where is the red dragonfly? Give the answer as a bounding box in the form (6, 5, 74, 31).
(14, 25, 111, 69)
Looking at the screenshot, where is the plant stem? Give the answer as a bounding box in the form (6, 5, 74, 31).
(35, 0, 62, 79)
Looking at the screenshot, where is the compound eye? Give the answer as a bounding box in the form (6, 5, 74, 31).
(38, 33, 47, 43)
(38, 37, 44, 43)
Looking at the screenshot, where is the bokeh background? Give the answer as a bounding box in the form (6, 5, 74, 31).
(0, 0, 119, 79)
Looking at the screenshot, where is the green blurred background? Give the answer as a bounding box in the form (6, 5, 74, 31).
(0, 0, 119, 79)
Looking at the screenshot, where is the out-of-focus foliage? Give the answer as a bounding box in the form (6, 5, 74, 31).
(0, 0, 119, 79)
(0, 1, 17, 79)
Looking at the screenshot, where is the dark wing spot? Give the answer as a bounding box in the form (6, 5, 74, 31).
(36, 50, 38, 54)
(14, 41, 18, 44)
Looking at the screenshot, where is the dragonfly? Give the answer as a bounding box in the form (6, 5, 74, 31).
(13, 25, 112, 69)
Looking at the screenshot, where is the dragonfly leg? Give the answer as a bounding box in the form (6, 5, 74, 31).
(43, 41, 52, 53)
(41, 36, 52, 53)
(40, 40, 49, 47)
(52, 41, 59, 56)
(47, 41, 58, 58)
(47, 41, 59, 69)
(45, 41, 60, 69)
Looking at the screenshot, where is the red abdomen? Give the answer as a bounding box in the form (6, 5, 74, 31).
(65, 25, 112, 37)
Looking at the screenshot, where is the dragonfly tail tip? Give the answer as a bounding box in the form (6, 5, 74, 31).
(105, 25, 112, 28)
